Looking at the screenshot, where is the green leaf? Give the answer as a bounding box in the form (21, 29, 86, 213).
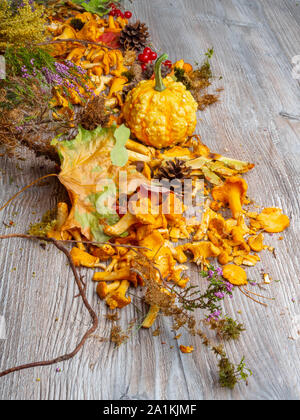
(71, 0, 111, 16)
(111, 146, 129, 167)
(114, 124, 130, 147)
(110, 124, 130, 167)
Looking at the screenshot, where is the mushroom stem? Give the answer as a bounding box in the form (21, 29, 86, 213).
(106, 280, 131, 309)
(104, 212, 137, 237)
(228, 185, 243, 219)
(155, 53, 168, 92)
(97, 281, 120, 299)
(142, 305, 160, 328)
(93, 268, 131, 282)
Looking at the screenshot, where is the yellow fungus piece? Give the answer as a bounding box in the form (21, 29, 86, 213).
(248, 234, 264, 252)
(180, 345, 194, 354)
(212, 176, 248, 219)
(70, 247, 105, 268)
(256, 208, 290, 233)
(222, 264, 248, 286)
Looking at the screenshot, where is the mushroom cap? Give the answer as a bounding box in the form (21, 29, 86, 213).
(256, 208, 290, 233)
(222, 264, 247, 286)
(70, 247, 99, 267)
(106, 293, 131, 309)
(248, 234, 264, 252)
(212, 176, 248, 204)
(97, 282, 108, 299)
(183, 241, 221, 265)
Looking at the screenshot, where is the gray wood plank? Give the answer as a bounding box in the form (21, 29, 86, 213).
(0, 0, 299, 400)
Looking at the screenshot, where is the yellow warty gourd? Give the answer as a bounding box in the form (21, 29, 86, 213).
(122, 54, 198, 149)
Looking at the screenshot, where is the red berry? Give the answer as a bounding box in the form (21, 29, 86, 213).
(142, 54, 151, 63)
(124, 11, 132, 19)
(150, 51, 157, 61)
(164, 60, 172, 68)
(143, 47, 152, 55)
(138, 54, 150, 63)
(115, 9, 122, 16)
(141, 64, 147, 71)
(110, 3, 116, 8)
(109, 10, 116, 16)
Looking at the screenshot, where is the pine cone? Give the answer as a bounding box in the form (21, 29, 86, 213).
(143, 62, 172, 80)
(157, 159, 192, 181)
(77, 96, 110, 131)
(119, 21, 150, 52)
(122, 63, 144, 99)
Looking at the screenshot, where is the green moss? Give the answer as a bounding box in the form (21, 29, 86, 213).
(27, 209, 57, 237)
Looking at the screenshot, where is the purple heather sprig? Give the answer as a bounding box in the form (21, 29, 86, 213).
(207, 310, 221, 321)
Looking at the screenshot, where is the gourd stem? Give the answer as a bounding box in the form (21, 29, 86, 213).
(155, 53, 168, 92)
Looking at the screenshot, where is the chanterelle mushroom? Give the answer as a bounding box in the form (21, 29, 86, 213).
(93, 267, 132, 283)
(222, 264, 247, 286)
(182, 242, 221, 266)
(97, 281, 120, 299)
(142, 305, 160, 329)
(104, 212, 137, 237)
(106, 280, 131, 309)
(256, 208, 290, 233)
(212, 176, 248, 219)
(70, 247, 105, 268)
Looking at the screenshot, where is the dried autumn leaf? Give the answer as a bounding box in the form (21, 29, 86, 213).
(51, 126, 147, 242)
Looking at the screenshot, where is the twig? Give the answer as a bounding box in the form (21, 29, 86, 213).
(0, 174, 58, 212)
(243, 288, 275, 301)
(0, 234, 98, 378)
(239, 287, 268, 307)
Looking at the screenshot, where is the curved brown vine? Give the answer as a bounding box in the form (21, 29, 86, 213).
(0, 234, 98, 378)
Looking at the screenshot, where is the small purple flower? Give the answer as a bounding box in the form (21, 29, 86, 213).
(208, 270, 214, 279)
(30, 58, 35, 66)
(42, 67, 64, 85)
(65, 60, 75, 68)
(54, 62, 70, 76)
(225, 282, 233, 292)
(216, 267, 223, 276)
(75, 65, 86, 75)
(207, 310, 221, 321)
(215, 292, 225, 299)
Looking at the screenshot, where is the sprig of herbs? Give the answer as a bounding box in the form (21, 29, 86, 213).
(174, 266, 233, 317)
(208, 316, 246, 341)
(198, 329, 252, 389)
(218, 356, 252, 389)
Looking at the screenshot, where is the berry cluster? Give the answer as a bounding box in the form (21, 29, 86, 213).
(138, 48, 158, 70)
(109, 3, 132, 19)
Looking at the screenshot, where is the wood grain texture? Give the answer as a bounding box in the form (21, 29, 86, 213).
(0, 0, 299, 400)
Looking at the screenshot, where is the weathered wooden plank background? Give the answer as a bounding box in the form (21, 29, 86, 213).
(0, 0, 300, 400)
